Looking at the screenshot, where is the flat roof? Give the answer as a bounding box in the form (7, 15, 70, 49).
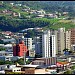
(21, 64, 39, 68)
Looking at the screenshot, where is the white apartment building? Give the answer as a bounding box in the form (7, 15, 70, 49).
(42, 30, 56, 57)
(50, 35, 56, 57)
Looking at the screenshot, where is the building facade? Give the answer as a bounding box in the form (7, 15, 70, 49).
(57, 28, 65, 54)
(50, 35, 56, 57)
(24, 38, 32, 51)
(65, 30, 71, 51)
(31, 57, 57, 66)
(34, 31, 42, 56)
(13, 41, 28, 57)
(24, 38, 32, 57)
(70, 28, 75, 45)
(42, 30, 57, 57)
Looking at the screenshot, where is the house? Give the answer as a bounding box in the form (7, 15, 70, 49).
(13, 12, 19, 17)
(63, 12, 68, 16)
(5, 65, 21, 74)
(36, 14, 44, 18)
(45, 14, 58, 18)
(2, 31, 13, 36)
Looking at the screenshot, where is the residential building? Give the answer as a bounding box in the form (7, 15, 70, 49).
(42, 30, 57, 57)
(71, 44, 75, 52)
(68, 28, 75, 51)
(5, 65, 21, 74)
(50, 30, 58, 55)
(0, 51, 13, 56)
(34, 30, 43, 56)
(15, 33, 24, 44)
(13, 41, 28, 57)
(65, 30, 71, 51)
(4, 64, 57, 74)
(4, 44, 13, 51)
(50, 35, 56, 57)
(70, 28, 75, 45)
(24, 38, 32, 57)
(2, 38, 16, 44)
(42, 30, 50, 57)
(0, 65, 7, 70)
(57, 28, 65, 55)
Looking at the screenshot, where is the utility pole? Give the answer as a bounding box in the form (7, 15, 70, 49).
(24, 51, 26, 65)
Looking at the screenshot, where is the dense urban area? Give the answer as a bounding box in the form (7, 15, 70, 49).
(0, 1, 75, 74)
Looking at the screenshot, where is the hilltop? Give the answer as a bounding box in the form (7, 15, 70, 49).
(0, 1, 75, 32)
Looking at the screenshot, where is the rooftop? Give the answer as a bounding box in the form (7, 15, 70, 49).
(21, 64, 39, 68)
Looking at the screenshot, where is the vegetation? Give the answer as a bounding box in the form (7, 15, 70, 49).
(6, 72, 22, 74)
(1, 1, 75, 32)
(64, 69, 72, 74)
(0, 47, 6, 51)
(0, 60, 13, 65)
(71, 65, 75, 70)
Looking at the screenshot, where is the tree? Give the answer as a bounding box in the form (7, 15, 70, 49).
(71, 65, 75, 70)
(16, 58, 24, 65)
(0, 47, 6, 51)
(0, 60, 5, 65)
(64, 69, 72, 74)
(5, 60, 13, 65)
(63, 48, 69, 52)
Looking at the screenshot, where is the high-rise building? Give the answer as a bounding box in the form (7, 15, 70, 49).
(34, 31, 42, 56)
(69, 28, 75, 52)
(42, 30, 57, 57)
(50, 35, 56, 57)
(70, 28, 75, 45)
(13, 41, 28, 57)
(57, 28, 65, 54)
(24, 38, 32, 57)
(24, 38, 32, 51)
(65, 30, 71, 51)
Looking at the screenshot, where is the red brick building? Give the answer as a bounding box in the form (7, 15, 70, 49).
(13, 41, 28, 57)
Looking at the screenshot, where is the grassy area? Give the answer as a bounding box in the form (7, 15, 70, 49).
(49, 22, 75, 30)
(58, 19, 72, 23)
(43, 18, 75, 31)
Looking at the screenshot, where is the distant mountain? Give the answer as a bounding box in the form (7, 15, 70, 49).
(4, 1, 75, 12)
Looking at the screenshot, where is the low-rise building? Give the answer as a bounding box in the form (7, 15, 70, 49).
(0, 51, 13, 56)
(31, 57, 57, 66)
(4, 64, 58, 74)
(0, 56, 22, 61)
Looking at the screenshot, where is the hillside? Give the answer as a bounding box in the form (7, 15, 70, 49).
(0, 1, 75, 32)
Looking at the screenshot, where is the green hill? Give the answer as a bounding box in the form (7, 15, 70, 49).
(0, 1, 75, 32)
